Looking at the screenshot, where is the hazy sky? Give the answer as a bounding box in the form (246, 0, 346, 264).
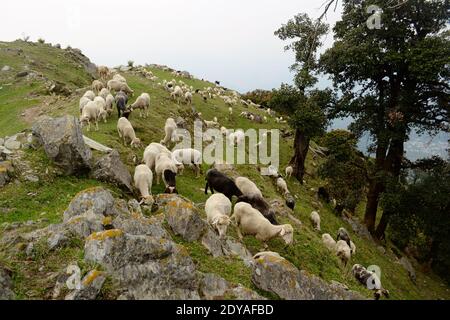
(0, 0, 342, 92)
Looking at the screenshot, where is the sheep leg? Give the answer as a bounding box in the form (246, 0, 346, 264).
(204, 182, 209, 194)
(156, 173, 160, 185)
(87, 121, 91, 132)
(95, 121, 99, 131)
(236, 227, 244, 241)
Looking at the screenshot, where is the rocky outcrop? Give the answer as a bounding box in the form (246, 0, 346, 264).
(0, 265, 14, 300)
(252, 253, 364, 300)
(0, 161, 14, 188)
(65, 270, 106, 300)
(199, 273, 264, 300)
(91, 150, 133, 193)
(32, 115, 92, 175)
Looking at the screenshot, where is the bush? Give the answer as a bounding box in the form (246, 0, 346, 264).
(242, 89, 273, 108)
(127, 60, 134, 68)
(37, 38, 45, 44)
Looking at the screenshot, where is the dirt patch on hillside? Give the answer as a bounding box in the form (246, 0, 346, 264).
(21, 106, 44, 124)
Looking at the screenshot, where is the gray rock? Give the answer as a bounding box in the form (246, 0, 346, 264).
(91, 150, 133, 193)
(199, 273, 263, 300)
(65, 270, 106, 300)
(32, 115, 92, 175)
(0, 161, 14, 187)
(0, 265, 14, 300)
(201, 227, 225, 258)
(157, 194, 207, 242)
(4, 139, 21, 150)
(1, 65, 11, 72)
(176, 117, 188, 129)
(0, 138, 4, 146)
(84, 230, 200, 300)
(63, 187, 116, 222)
(252, 253, 364, 300)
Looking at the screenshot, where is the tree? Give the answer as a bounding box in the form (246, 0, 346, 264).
(318, 130, 368, 214)
(386, 157, 450, 282)
(320, 0, 450, 237)
(274, 14, 332, 182)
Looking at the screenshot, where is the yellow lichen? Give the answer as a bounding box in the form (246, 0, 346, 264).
(87, 229, 123, 241)
(82, 270, 103, 286)
(102, 216, 113, 225)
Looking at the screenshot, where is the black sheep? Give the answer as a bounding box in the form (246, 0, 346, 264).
(205, 169, 242, 200)
(163, 170, 178, 194)
(236, 195, 278, 225)
(285, 193, 295, 210)
(115, 92, 129, 119)
(337, 227, 352, 249)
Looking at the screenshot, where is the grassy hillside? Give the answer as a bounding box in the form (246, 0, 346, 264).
(0, 41, 449, 300)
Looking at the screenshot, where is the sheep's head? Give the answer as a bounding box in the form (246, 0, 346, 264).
(79, 116, 89, 127)
(212, 215, 231, 239)
(131, 138, 142, 148)
(139, 195, 154, 206)
(279, 224, 294, 245)
(164, 186, 178, 194)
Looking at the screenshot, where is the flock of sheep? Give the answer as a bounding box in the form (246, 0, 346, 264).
(77, 66, 389, 299)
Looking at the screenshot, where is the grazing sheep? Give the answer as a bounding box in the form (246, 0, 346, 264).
(285, 193, 296, 210)
(170, 86, 184, 104)
(113, 74, 127, 83)
(285, 166, 293, 179)
(337, 227, 352, 249)
(205, 169, 243, 200)
(130, 93, 150, 118)
(83, 90, 95, 101)
(160, 118, 178, 145)
(276, 177, 289, 195)
(232, 202, 294, 248)
(336, 240, 352, 266)
(172, 148, 202, 177)
(205, 193, 232, 239)
(322, 233, 336, 251)
(79, 101, 99, 131)
(108, 79, 134, 95)
(143, 143, 171, 171)
(93, 96, 107, 122)
(79, 96, 91, 114)
(310, 211, 321, 231)
(92, 80, 104, 93)
(115, 92, 129, 119)
(99, 88, 110, 100)
(134, 164, 153, 204)
(228, 130, 245, 147)
(204, 120, 219, 128)
(184, 91, 193, 105)
(97, 66, 110, 79)
(352, 264, 390, 300)
(105, 94, 115, 116)
(117, 117, 141, 148)
(228, 107, 233, 116)
(235, 177, 263, 198)
(155, 153, 178, 194)
(236, 195, 278, 225)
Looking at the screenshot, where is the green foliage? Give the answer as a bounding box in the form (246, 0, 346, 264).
(37, 38, 45, 44)
(387, 157, 450, 282)
(269, 84, 302, 114)
(318, 130, 368, 212)
(127, 60, 134, 68)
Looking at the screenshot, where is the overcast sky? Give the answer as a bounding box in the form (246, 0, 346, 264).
(0, 0, 341, 92)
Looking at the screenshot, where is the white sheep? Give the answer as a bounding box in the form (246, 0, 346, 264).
(322, 233, 336, 251)
(235, 177, 263, 198)
(336, 240, 352, 266)
(276, 177, 290, 196)
(228, 107, 233, 116)
(99, 88, 111, 100)
(134, 164, 153, 204)
(117, 117, 141, 148)
(285, 166, 293, 179)
(105, 94, 115, 116)
(94, 96, 107, 123)
(92, 80, 104, 93)
(205, 193, 232, 239)
(155, 152, 178, 186)
(130, 93, 150, 118)
(160, 118, 178, 145)
(79, 96, 91, 114)
(83, 90, 95, 101)
(310, 211, 321, 231)
(184, 91, 193, 105)
(228, 130, 245, 147)
(107, 79, 134, 95)
(143, 143, 171, 171)
(253, 251, 282, 260)
(171, 148, 202, 177)
(79, 101, 99, 131)
(170, 86, 184, 104)
(113, 74, 127, 83)
(232, 202, 294, 248)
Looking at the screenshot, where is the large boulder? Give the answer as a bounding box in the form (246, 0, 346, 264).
(65, 270, 106, 300)
(0, 265, 14, 300)
(63, 187, 116, 222)
(84, 230, 200, 300)
(91, 150, 133, 193)
(252, 253, 364, 300)
(32, 115, 92, 175)
(199, 273, 264, 300)
(156, 194, 207, 242)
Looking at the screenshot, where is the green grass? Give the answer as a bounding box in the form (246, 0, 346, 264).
(0, 40, 449, 300)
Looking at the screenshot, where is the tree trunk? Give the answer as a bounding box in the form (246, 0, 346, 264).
(289, 129, 310, 184)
